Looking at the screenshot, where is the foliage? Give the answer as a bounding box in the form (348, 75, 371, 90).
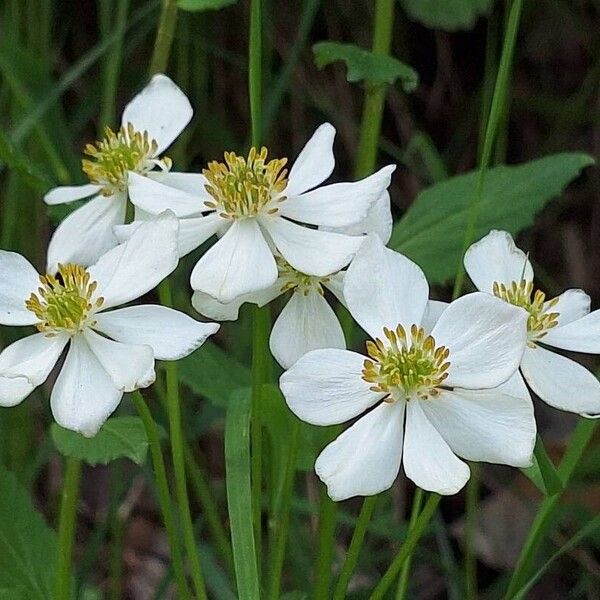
(399, 0, 494, 31)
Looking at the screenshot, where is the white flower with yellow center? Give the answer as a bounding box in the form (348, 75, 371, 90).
(125, 123, 395, 303)
(43, 74, 193, 272)
(280, 236, 535, 500)
(0, 213, 218, 437)
(464, 230, 600, 417)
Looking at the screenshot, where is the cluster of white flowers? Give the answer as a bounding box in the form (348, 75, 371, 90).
(1, 75, 598, 498)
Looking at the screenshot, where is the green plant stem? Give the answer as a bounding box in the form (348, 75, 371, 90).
(396, 488, 424, 599)
(132, 390, 191, 600)
(249, 0, 263, 148)
(506, 418, 597, 598)
(354, 0, 395, 179)
(464, 464, 480, 600)
(313, 488, 338, 600)
(149, 0, 178, 76)
(333, 496, 378, 600)
(452, 0, 523, 297)
(55, 457, 82, 600)
(369, 494, 441, 600)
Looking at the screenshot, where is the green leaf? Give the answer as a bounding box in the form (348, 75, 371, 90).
(521, 435, 563, 496)
(390, 153, 594, 284)
(312, 42, 419, 91)
(0, 130, 52, 193)
(177, 0, 238, 11)
(399, 0, 493, 31)
(0, 467, 60, 598)
(224, 388, 260, 600)
(51, 416, 150, 466)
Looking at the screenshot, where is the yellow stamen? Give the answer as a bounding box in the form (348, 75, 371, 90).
(276, 256, 332, 296)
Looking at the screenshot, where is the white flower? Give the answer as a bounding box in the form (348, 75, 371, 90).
(125, 123, 395, 303)
(464, 229, 600, 417)
(280, 235, 535, 500)
(0, 213, 218, 437)
(43, 74, 193, 273)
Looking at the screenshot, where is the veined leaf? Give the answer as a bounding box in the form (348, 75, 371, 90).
(177, 0, 238, 10)
(399, 0, 493, 31)
(313, 42, 418, 91)
(390, 153, 594, 284)
(51, 416, 150, 466)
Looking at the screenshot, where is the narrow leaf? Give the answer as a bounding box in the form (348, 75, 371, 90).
(178, 0, 238, 10)
(521, 435, 563, 496)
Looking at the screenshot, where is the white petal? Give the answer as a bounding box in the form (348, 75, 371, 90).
(521, 345, 600, 416)
(94, 305, 219, 360)
(89, 211, 179, 309)
(121, 74, 192, 154)
(50, 336, 122, 437)
(343, 234, 429, 339)
(322, 271, 346, 307)
(0, 333, 68, 406)
(260, 216, 362, 277)
(549, 288, 591, 327)
(0, 251, 40, 325)
(281, 165, 395, 228)
(420, 300, 449, 334)
(128, 171, 208, 218)
(270, 290, 345, 369)
(147, 170, 208, 195)
(403, 399, 470, 495)
(190, 218, 277, 303)
(541, 308, 600, 353)
(496, 370, 531, 401)
(83, 329, 155, 392)
(464, 230, 533, 293)
(46, 194, 127, 273)
(280, 348, 384, 425)
(421, 389, 535, 467)
(178, 214, 223, 257)
(431, 292, 527, 389)
(44, 183, 100, 206)
(285, 123, 336, 197)
(315, 401, 405, 501)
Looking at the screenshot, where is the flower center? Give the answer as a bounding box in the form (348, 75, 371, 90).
(276, 256, 330, 296)
(362, 325, 450, 401)
(492, 280, 559, 345)
(82, 123, 171, 196)
(203, 147, 288, 219)
(25, 264, 104, 335)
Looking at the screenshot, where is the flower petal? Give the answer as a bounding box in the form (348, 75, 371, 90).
(178, 214, 223, 257)
(84, 329, 155, 391)
(50, 336, 122, 437)
(121, 74, 192, 154)
(521, 345, 600, 416)
(315, 401, 405, 501)
(403, 399, 470, 495)
(420, 300, 449, 334)
(44, 183, 100, 206)
(270, 290, 345, 369)
(280, 348, 384, 425)
(343, 234, 429, 339)
(464, 230, 533, 293)
(46, 194, 127, 273)
(89, 211, 179, 309)
(0, 251, 40, 325)
(190, 218, 278, 303)
(541, 308, 600, 353)
(421, 389, 535, 467)
(496, 370, 531, 401)
(322, 271, 346, 306)
(281, 165, 395, 228)
(0, 333, 68, 406)
(260, 216, 362, 277)
(431, 292, 527, 389)
(94, 305, 219, 360)
(147, 170, 208, 195)
(548, 288, 590, 327)
(285, 123, 336, 197)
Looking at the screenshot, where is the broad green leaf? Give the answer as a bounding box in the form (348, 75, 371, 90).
(390, 153, 594, 284)
(399, 0, 493, 31)
(225, 388, 260, 600)
(177, 0, 238, 10)
(51, 416, 149, 465)
(0, 467, 60, 598)
(521, 435, 563, 496)
(313, 42, 419, 91)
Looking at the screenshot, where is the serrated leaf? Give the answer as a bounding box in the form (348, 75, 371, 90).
(390, 153, 594, 284)
(313, 42, 418, 91)
(51, 416, 150, 465)
(177, 0, 238, 11)
(521, 435, 563, 496)
(400, 0, 493, 31)
(0, 467, 60, 599)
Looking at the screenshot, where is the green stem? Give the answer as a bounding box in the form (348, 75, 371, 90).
(313, 488, 338, 600)
(395, 488, 424, 599)
(55, 457, 82, 600)
(249, 0, 263, 148)
(149, 0, 178, 76)
(505, 418, 597, 598)
(132, 390, 191, 600)
(369, 494, 441, 600)
(464, 465, 480, 600)
(452, 0, 523, 298)
(333, 496, 378, 600)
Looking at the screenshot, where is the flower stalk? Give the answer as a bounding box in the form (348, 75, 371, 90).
(149, 0, 178, 76)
